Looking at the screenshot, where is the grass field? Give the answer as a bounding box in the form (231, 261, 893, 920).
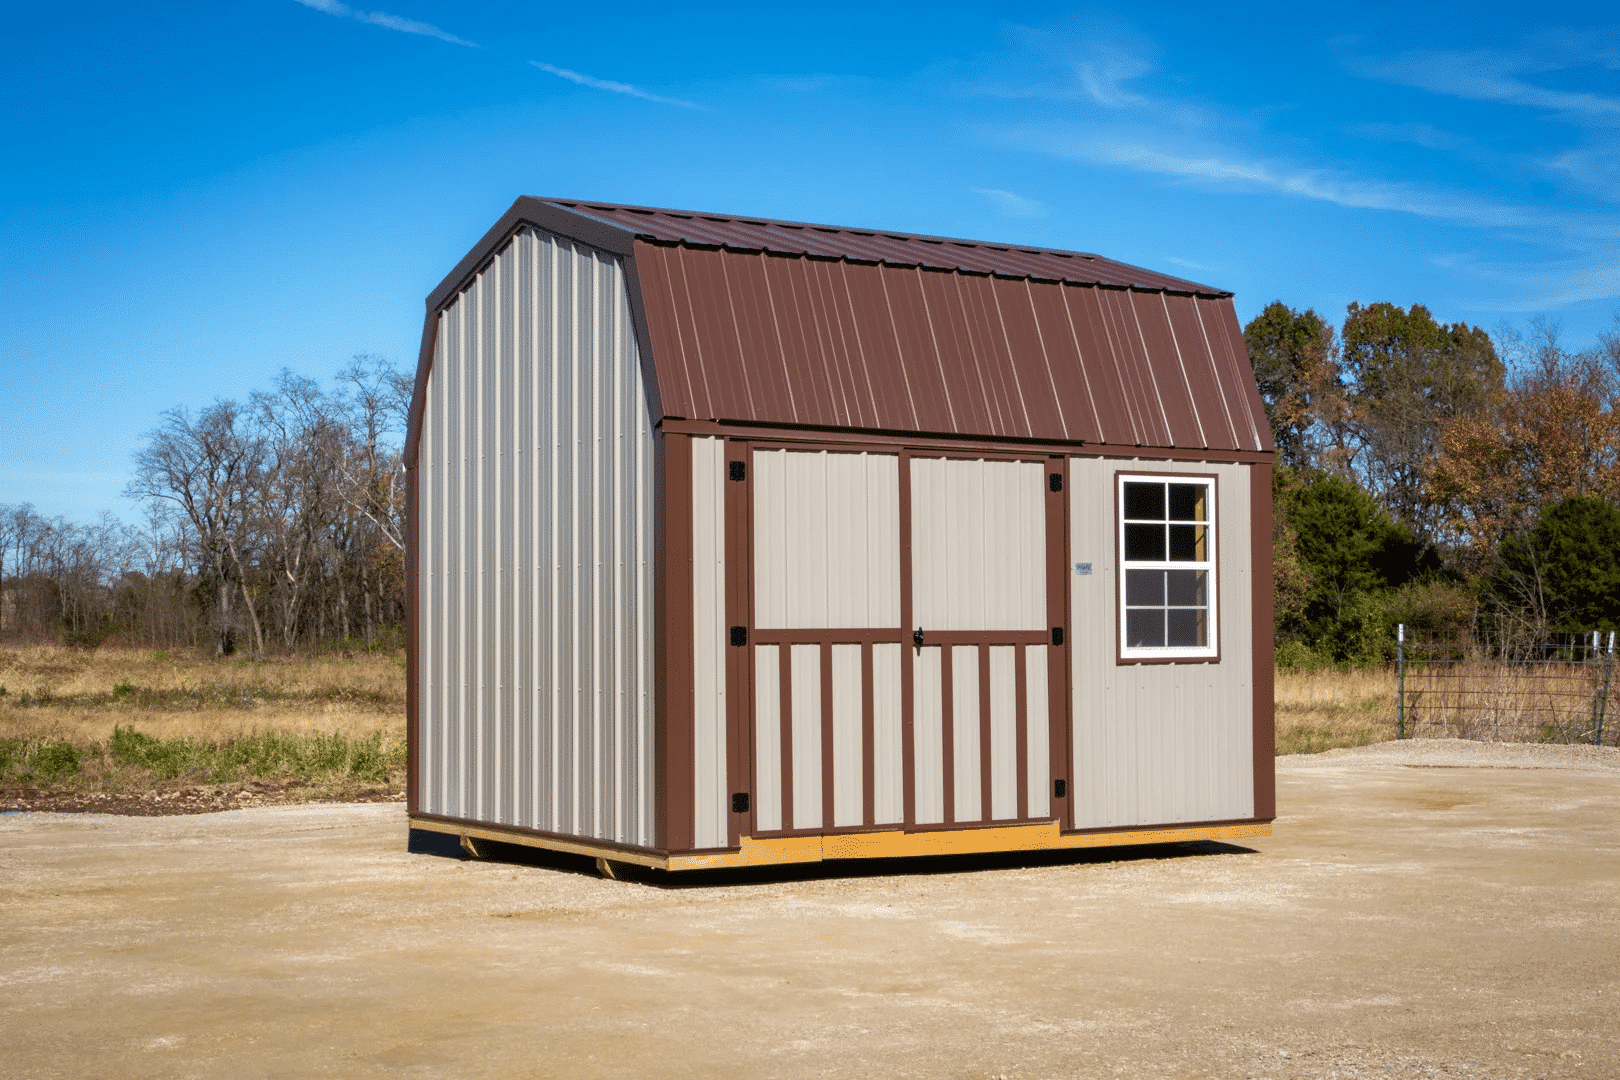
(0, 644, 1402, 808)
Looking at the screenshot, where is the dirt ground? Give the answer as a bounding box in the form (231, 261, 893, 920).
(2, 739, 1616, 1079)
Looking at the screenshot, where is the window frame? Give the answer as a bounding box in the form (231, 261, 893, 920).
(1115, 471, 1220, 664)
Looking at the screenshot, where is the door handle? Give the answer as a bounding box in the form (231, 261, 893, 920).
(913, 627, 924, 647)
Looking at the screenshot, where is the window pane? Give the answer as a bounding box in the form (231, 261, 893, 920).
(1168, 483, 1206, 522)
(1126, 609, 1164, 648)
(1166, 569, 1207, 606)
(1168, 524, 1206, 562)
(1126, 569, 1164, 605)
(1124, 523, 1164, 561)
(1123, 482, 1164, 521)
(1167, 608, 1207, 648)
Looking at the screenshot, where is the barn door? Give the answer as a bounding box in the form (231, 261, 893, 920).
(745, 446, 906, 835)
(907, 454, 1067, 827)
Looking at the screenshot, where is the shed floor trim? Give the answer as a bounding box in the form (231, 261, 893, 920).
(410, 815, 1270, 871)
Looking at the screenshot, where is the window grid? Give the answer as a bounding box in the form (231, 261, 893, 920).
(1119, 475, 1217, 659)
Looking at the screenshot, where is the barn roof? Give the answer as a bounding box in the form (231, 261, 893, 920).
(416, 197, 1273, 456)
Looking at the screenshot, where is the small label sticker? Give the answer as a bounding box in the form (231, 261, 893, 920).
(1075, 562, 1093, 575)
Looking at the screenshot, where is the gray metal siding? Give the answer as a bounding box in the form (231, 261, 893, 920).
(1068, 457, 1255, 828)
(418, 227, 656, 848)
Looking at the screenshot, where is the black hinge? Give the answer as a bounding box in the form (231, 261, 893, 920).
(731, 792, 750, 813)
(1049, 472, 1063, 492)
(728, 460, 746, 482)
(729, 626, 747, 647)
(1053, 778, 1067, 799)
(1051, 626, 1064, 647)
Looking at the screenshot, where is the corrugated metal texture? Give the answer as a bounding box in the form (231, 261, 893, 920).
(790, 644, 822, 829)
(417, 228, 655, 848)
(752, 450, 900, 629)
(691, 436, 728, 849)
(632, 243, 1270, 452)
(549, 199, 1225, 295)
(1024, 645, 1050, 819)
(832, 644, 863, 828)
(989, 645, 1018, 821)
(952, 646, 982, 823)
(753, 644, 783, 833)
(872, 644, 904, 826)
(1068, 456, 1255, 829)
(912, 458, 1046, 632)
(913, 646, 945, 825)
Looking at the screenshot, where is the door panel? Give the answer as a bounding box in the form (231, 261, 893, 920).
(912, 646, 945, 825)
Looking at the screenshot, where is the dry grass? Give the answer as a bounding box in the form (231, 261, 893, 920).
(1274, 666, 1396, 755)
(0, 643, 404, 743)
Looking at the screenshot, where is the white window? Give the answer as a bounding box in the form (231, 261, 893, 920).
(1118, 474, 1217, 660)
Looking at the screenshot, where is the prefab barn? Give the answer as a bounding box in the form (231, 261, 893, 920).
(405, 197, 1276, 872)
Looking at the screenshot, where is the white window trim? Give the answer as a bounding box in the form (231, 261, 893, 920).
(1117, 472, 1219, 662)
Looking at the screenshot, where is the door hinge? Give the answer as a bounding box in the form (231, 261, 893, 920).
(1051, 626, 1064, 647)
(731, 792, 750, 813)
(729, 626, 747, 647)
(1053, 778, 1067, 799)
(1049, 472, 1063, 492)
(728, 460, 746, 482)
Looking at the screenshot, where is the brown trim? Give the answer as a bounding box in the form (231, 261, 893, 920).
(752, 628, 906, 644)
(620, 246, 665, 431)
(405, 462, 420, 816)
(898, 449, 917, 828)
(659, 432, 695, 852)
(910, 630, 1047, 646)
(1251, 460, 1277, 821)
(820, 640, 835, 831)
(660, 418, 1276, 464)
(861, 642, 876, 827)
(724, 438, 752, 847)
(1113, 469, 1223, 666)
(1046, 455, 1072, 828)
(977, 644, 992, 824)
(940, 644, 956, 826)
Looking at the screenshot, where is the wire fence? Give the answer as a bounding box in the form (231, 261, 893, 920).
(1396, 625, 1619, 746)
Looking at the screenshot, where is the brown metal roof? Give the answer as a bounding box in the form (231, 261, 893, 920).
(548, 199, 1229, 297)
(412, 197, 1273, 459)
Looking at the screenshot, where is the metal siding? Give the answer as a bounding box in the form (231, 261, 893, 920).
(753, 645, 783, 832)
(753, 450, 900, 630)
(872, 643, 904, 825)
(1024, 645, 1050, 819)
(1068, 456, 1256, 829)
(912, 645, 945, 825)
(691, 435, 728, 849)
(911, 458, 1045, 632)
(989, 645, 1019, 821)
(952, 645, 982, 823)
(416, 230, 657, 848)
(832, 644, 863, 827)
(790, 643, 823, 829)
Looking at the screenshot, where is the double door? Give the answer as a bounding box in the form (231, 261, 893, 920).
(733, 443, 1069, 839)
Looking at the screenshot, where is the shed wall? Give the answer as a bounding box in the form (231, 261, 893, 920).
(417, 228, 656, 848)
(1068, 456, 1255, 828)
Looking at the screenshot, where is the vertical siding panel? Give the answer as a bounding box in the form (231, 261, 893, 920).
(790, 644, 823, 829)
(989, 645, 1018, 820)
(951, 645, 982, 823)
(691, 436, 728, 849)
(753, 449, 786, 629)
(872, 643, 904, 825)
(753, 645, 783, 832)
(421, 321, 441, 815)
(1024, 645, 1049, 819)
(831, 643, 863, 827)
(912, 645, 944, 824)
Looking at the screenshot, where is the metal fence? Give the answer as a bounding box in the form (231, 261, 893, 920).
(1396, 625, 1618, 746)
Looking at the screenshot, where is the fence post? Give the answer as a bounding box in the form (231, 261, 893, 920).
(1597, 631, 1615, 747)
(1397, 623, 1406, 741)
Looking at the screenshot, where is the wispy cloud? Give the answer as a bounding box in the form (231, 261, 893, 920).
(293, 0, 476, 47)
(530, 62, 703, 109)
(1431, 251, 1620, 312)
(1358, 39, 1620, 122)
(1163, 256, 1211, 272)
(970, 187, 1046, 218)
(1349, 121, 1467, 151)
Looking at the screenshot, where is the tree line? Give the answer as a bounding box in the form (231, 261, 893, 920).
(1, 357, 410, 654)
(1251, 301, 1620, 662)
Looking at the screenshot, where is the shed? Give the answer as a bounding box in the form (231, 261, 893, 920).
(404, 197, 1276, 871)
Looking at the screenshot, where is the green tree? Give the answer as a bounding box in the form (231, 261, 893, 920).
(1490, 496, 1620, 636)
(1340, 302, 1503, 539)
(1244, 303, 1342, 472)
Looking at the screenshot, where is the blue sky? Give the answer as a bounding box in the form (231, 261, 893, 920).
(4, 1, 1618, 523)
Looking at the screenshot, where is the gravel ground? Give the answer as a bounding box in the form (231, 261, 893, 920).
(2, 738, 1616, 1079)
